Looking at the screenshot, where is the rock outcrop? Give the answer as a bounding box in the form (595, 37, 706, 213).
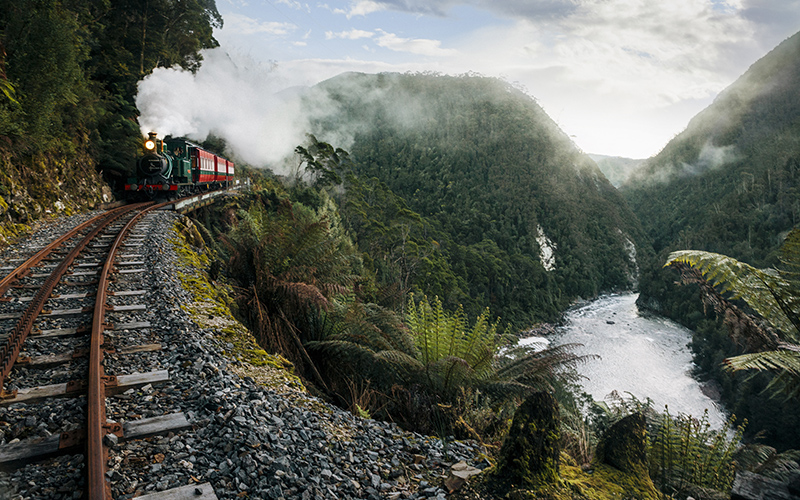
(593, 412, 648, 474)
(496, 391, 561, 488)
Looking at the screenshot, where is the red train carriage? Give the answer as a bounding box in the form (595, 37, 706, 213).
(195, 149, 217, 185)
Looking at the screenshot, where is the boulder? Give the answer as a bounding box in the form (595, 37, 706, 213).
(593, 412, 648, 474)
(496, 391, 561, 487)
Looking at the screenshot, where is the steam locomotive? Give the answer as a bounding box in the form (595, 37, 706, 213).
(125, 132, 235, 199)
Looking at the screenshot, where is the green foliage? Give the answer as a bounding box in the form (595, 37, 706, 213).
(649, 407, 743, 495)
(221, 197, 361, 388)
(665, 229, 800, 400)
(406, 294, 507, 396)
(311, 72, 650, 328)
(305, 299, 421, 390)
(294, 134, 348, 188)
(593, 392, 744, 497)
(405, 294, 592, 402)
(0, 0, 93, 148)
(735, 443, 800, 481)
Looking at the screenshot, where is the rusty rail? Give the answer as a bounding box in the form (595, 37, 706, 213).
(0, 203, 150, 399)
(88, 199, 172, 499)
(0, 207, 131, 296)
(1, 198, 180, 498)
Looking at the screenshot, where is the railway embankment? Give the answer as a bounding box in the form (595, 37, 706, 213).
(0, 209, 488, 500)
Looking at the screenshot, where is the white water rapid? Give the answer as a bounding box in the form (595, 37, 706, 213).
(521, 293, 727, 427)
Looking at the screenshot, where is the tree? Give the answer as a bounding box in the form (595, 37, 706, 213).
(665, 228, 800, 399)
(221, 198, 359, 389)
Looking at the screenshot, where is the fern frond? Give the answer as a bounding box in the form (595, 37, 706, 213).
(724, 349, 800, 374)
(666, 250, 797, 337)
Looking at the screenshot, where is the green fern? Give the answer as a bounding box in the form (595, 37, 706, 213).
(665, 228, 800, 400)
(406, 293, 593, 400)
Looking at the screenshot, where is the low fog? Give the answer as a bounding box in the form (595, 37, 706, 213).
(136, 49, 342, 171)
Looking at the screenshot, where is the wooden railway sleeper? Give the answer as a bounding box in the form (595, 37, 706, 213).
(0, 205, 146, 396)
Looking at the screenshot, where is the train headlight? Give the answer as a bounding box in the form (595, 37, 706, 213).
(145, 140, 156, 151)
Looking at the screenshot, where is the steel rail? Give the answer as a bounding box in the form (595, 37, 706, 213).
(88, 199, 173, 500)
(0, 203, 151, 398)
(0, 206, 132, 296)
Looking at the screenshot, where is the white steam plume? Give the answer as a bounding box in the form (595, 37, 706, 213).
(136, 49, 328, 171)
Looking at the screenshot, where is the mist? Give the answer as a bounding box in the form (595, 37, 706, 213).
(136, 48, 340, 172)
(678, 140, 739, 177)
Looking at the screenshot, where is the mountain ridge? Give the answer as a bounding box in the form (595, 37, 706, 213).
(304, 72, 651, 326)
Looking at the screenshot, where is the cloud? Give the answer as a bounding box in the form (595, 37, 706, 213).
(276, 0, 309, 11)
(375, 30, 457, 56)
(325, 29, 375, 40)
(222, 12, 296, 36)
(323, 28, 454, 58)
(340, 0, 580, 18)
(421, 0, 759, 156)
(346, 1, 385, 17)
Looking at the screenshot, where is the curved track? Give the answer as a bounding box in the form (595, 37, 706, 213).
(0, 201, 171, 498)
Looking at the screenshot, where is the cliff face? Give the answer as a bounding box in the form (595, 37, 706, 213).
(0, 143, 113, 247)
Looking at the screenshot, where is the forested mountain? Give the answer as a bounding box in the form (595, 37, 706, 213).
(621, 30, 800, 449)
(624, 30, 800, 264)
(304, 72, 651, 327)
(589, 154, 644, 188)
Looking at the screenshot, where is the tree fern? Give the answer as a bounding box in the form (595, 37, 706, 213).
(221, 199, 360, 388)
(667, 250, 797, 339)
(665, 228, 800, 400)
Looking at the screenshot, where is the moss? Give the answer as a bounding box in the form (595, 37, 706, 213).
(463, 406, 662, 500)
(0, 220, 30, 249)
(561, 462, 662, 500)
(0, 143, 112, 236)
(593, 413, 648, 475)
(496, 392, 562, 489)
(169, 217, 304, 392)
(463, 454, 662, 500)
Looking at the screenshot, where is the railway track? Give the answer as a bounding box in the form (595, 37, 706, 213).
(0, 202, 205, 499)
(0, 195, 489, 500)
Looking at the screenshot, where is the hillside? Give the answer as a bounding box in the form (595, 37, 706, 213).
(621, 31, 800, 449)
(623, 30, 800, 264)
(305, 72, 651, 327)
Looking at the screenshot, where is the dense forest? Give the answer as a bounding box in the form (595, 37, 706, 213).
(0, 0, 222, 243)
(304, 72, 651, 328)
(622, 31, 800, 449)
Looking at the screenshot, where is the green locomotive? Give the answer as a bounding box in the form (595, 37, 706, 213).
(125, 132, 234, 199)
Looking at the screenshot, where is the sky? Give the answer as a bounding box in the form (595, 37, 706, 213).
(137, 0, 800, 163)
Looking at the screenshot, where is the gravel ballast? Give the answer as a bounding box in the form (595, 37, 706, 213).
(0, 208, 488, 499)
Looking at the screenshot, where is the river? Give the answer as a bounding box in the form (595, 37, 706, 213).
(521, 293, 727, 427)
